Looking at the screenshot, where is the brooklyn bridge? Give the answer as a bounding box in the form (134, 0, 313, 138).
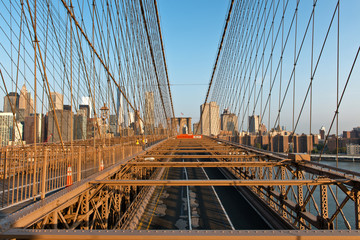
(0, 0, 360, 239)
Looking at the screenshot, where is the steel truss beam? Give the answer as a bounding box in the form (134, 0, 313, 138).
(209, 137, 360, 230)
(147, 149, 246, 153)
(2, 229, 360, 240)
(127, 161, 281, 167)
(90, 179, 346, 186)
(140, 154, 260, 159)
(3, 137, 360, 232)
(151, 146, 231, 149)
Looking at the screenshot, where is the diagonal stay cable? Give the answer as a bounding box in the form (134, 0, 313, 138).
(154, 0, 175, 120)
(319, 46, 360, 161)
(60, 0, 144, 123)
(139, 0, 169, 126)
(196, 0, 235, 134)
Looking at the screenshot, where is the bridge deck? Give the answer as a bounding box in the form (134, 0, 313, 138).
(0, 137, 359, 237)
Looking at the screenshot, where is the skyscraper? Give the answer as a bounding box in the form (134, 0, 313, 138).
(3, 92, 19, 113)
(200, 102, 220, 136)
(18, 84, 34, 121)
(81, 96, 92, 118)
(109, 114, 117, 134)
(73, 112, 87, 140)
(128, 112, 135, 126)
(249, 115, 260, 133)
(144, 91, 155, 134)
(0, 113, 14, 146)
(49, 92, 63, 111)
(13, 122, 23, 145)
(47, 109, 73, 143)
(221, 109, 238, 135)
(79, 105, 90, 119)
(319, 126, 326, 140)
(24, 114, 42, 144)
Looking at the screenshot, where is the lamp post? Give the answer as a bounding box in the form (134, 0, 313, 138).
(100, 103, 109, 146)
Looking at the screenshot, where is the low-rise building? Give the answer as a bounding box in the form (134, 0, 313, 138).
(347, 144, 360, 155)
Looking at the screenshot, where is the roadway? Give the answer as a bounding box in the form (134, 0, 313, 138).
(137, 156, 271, 230)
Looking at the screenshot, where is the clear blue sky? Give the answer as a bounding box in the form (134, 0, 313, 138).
(157, 0, 360, 134)
(0, 0, 359, 135)
(157, 0, 230, 124)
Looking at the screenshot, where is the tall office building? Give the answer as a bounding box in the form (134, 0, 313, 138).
(7, 122, 23, 146)
(249, 115, 260, 133)
(200, 102, 220, 136)
(24, 114, 42, 144)
(49, 92, 63, 111)
(128, 112, 135, 126)
(81, 96, 92, 118)
(319, 126, 326, 140)
(47, 109, 73, 143)
(144, 91, 155, 134)
(18, 84, 34, 122)
(0, 113, 14, 146)
(13, 122, 23, 145)
(3, 92, 19, 113)
(109, 114, 117, 134)
(73, 112, 87, 140)
(221, 109, 238, 135)
(79, 105, 90, 119)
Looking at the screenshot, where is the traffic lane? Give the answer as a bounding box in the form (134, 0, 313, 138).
(203, 166, 271, 230)
(138, 164, 233, 230)
(185, 166, 233, 230)
(138, 167, 185, 230)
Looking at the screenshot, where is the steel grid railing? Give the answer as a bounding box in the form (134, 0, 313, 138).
(0, 135, 166, 209)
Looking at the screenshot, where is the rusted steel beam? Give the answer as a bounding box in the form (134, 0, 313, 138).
(297, 162, 360, 188)
(2, 229, 360, 239)
(140, 154, 260, 159)
(153, 146, 229, 149)
(126, 161, 280, 167)
(147, 149, 245, 153)
(91, 178, 345, 186)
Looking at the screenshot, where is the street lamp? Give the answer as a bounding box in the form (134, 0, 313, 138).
(100, 103, 109, 145)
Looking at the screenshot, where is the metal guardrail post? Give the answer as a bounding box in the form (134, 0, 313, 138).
(32, 150, 38, 201)
(77, 148, 81, 182)
(98, 148, 101, 171)
(122, 145, 125, 160)
(112, 147, 115, 165)
(2, 149, 7, 208)
(41, 149, 48, 199)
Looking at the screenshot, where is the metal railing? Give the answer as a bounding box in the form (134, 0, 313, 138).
(0, 135, 166, 209)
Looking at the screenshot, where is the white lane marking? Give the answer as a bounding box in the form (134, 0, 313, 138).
(198, 159, 235, 230)
(183, 159, 192, 230)
(217, 167, 273, 229)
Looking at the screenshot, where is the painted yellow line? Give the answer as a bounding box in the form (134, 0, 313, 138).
(137, 167, 169, 230)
